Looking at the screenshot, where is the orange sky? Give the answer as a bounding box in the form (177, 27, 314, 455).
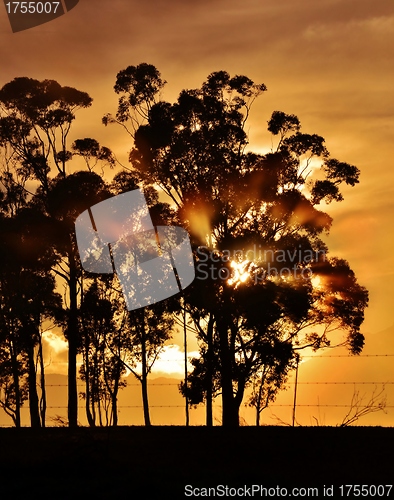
(0, 0, 393, 426)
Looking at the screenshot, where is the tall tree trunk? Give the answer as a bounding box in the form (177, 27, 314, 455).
(67, 240, 79, 428)
(27, 341, 41, 428)
(217, 319, 239, 428)
(83, 334, 94, 427)
(141, 372, 151, 426)
(84, 369, 94, 427)
(81, 276, 94, 427)
(102, 348, 119, 427)
(140, 314, 151, 426)
(183, 301, 189, 426)
(10, 338, 21, 428)
(90, 386, 96, 426)
(234, 379, 246, 426)
(256, 380, 263, 427)
(98, 395, 103, 427)
(90, 354, 97, 426)
(111, 330, 124, 427)
(38, 335, 46, 427)
(111, 358, 121, 427)
(111, 385, 119, 427)
(206, 314, 214, 427)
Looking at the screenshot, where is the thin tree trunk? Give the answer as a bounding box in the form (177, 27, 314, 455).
(183, 301, 189, 426)
(141, 373, 151, 426)
(27, 341, 41, 428)
(67, 241, 79, 428)
(256, 380, 264, 427)
(206, 314, 214, 427)
(83, 335, 94, 427)
(98, 395, 103, 427)
(91, 389, 96, 426)
(81, 274, 94, 427)
(112, 386, 118, 427)
(10, 338, 21, 428)
(234, 379, 246, 426)
(140, 314, 151, 426)
(111, 359, 121, 427)
(38, 334, 47, 427)
(217, 319, 239, 428)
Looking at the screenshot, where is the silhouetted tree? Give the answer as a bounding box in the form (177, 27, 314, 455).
(0, 158, 62, 427)
(104, 171, 179, 426)
(79, 277, 127, 427)
(37, 171, 111, 426)
(106, 65, 368, 427)
(0, 350, 28, 426)
(120, 302, 176, 426)
(0, 213, 61, 427)
(247, 344, 296, 426)
(0, 78, 113, 427)
(71, 138, 115, 173)
(0, 77, 92, 185)
(103, 63, 166, 138)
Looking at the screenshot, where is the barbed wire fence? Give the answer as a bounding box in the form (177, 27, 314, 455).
(0, 353, 393, 426)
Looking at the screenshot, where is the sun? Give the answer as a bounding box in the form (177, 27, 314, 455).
(227, 259, 255, 287)
(311, 275, 322, 289)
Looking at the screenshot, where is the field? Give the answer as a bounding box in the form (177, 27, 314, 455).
(0, 426, 393, 498)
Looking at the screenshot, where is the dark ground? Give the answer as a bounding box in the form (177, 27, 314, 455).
(0, 426, 393, 499)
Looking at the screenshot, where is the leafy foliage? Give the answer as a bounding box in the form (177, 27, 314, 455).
(105, 64, 369, 426)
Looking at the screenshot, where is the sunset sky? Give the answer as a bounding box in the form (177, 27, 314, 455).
(0, 0, 393, 426)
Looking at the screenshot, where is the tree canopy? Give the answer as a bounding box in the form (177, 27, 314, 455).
(0, 67, 369, 428)
(105, 64, 368, 427)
